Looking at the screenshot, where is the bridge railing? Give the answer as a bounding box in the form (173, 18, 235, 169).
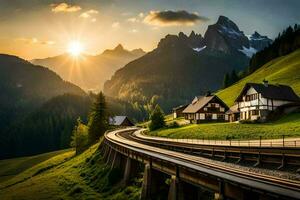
(138, 130, 300, 148)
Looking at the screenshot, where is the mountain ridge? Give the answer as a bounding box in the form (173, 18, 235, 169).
(103, 16, 272, 112)
(31, 44, 146, 91)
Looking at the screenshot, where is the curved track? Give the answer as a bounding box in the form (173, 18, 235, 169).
(104, 128, 300, 199)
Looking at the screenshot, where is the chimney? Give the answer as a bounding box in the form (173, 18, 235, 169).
(263, 79, 268, 87)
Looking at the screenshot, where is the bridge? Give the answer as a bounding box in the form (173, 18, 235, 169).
(99, 128, 300, 200)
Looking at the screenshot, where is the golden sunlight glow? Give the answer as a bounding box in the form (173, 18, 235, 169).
(67, 41, 84, 56)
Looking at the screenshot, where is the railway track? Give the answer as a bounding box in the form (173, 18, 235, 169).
(103, 128, 300, 199)
(122, 129, 300, 169)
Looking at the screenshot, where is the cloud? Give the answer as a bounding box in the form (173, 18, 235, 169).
(112, 22, 120, 28)
(144, 10, 209, 26)
(79, 9, 99, 18)
(51, 3, 81, 13)
(127, 17, 139, 23)
(15, 38, 55, 45)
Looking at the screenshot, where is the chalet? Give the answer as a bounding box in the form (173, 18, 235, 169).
(109, 116, 135, 126)
(182, 94, 229, 123)
(172, 104, 188, 119)
(234, 80, 300, 121)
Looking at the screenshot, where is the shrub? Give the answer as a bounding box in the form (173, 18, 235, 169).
(149, 105, 165, 131)
(70, 118, 89, 155)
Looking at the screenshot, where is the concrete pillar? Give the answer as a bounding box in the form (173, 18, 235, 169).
(168, 175, 184, 200)
(111, 151, 121, 170)
(141, 164, 152, 200)
(123, 157, 139, 184)
(102, 145, 109, 161)
(140, 163, 163, 200)
(215, 181, 225, 200)
(105, 148, 113, 166)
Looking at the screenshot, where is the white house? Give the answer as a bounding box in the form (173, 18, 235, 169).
(234, 80, 300, 121)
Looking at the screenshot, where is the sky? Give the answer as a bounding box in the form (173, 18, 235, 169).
(0, 0, 299, 60)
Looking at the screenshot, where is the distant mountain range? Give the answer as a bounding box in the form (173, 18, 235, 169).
(0, 54, 85, 135)
(31, 44, 145, 91)
(104, 16, 272, 111)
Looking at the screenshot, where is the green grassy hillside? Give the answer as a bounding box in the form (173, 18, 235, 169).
(0, 149, 71, 183)
(217, 49, 300, 106)
(148, 113, 300, 140)
(0, 144, 141, 200)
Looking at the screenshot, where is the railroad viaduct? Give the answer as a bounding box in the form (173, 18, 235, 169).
(99, 128, 300, 200)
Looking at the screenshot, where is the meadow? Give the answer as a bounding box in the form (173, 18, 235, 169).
(148, 113, 300, 140)
(0, 143, 142, 200)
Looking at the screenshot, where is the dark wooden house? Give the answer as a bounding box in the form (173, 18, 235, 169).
(182, 95, 229, 123)
(172, 104, 188, 119)
(109, 116, 135, 126)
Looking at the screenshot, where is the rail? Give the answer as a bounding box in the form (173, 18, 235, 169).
(103, 128, 300, 199)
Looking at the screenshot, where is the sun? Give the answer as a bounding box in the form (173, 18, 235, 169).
(67, 41, 84, 56)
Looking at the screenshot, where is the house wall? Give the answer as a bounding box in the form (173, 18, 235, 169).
(184, 97, 228, 123)
(237, 86, 295, 121)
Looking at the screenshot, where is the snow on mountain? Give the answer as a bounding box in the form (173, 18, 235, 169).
(239, 46, 257, 58)
(193, 46, 207, 52)
(218, 25, 244, 39)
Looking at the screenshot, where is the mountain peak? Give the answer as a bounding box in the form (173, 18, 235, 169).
(217, 15, 230, 24)
(252, 31, 261, 38)
(216, 15, 241, 32)
(189, 31, 196, 38)
(114, 44, 124, 51)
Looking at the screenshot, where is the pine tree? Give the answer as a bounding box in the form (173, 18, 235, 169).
(88, 91, 109, 144)
(230, 70, 239, 85)
(149, 105, 165, 131)
(223, 73, 230, 88)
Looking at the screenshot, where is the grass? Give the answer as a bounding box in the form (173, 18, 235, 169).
(0, 149, 72, 183)
(217, 49, 300, 106)
(0, 142, 142, 200)
(148, 113, 300, 140)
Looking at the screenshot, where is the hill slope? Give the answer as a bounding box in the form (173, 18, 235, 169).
(0, 144, 141, 200)
(0, 54, 85, 133)
(32, 44, 145, 91)
(217, 49, 300, 106)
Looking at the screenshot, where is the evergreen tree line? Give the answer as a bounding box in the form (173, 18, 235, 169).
(222, 70, 240, 88)
(0, 93, 148, 159)
(249, 24, 300, 73)
(0, 94, 91, 159)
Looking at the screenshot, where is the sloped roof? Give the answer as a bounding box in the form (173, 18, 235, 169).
(109, 116, 132, 126)
(235, 83, 300, 102)
(183, 95, 215, 113)
(173, 104, 188, 111)
(226, 104, 239, 114)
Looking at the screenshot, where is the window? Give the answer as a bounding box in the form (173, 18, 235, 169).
(212, 114, 217, 119)
(205, 113, 212, 120)
(218, 114, 225, 120)
(204, 107, 207, 111)
(245, 93, 259, 101)
(252, 110, 259, 116)
(220, 107, 225, 112)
